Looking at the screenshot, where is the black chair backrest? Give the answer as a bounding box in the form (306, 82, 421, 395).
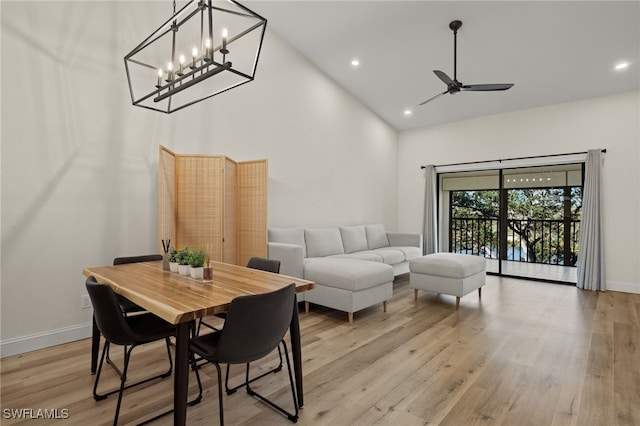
(246, 257, 280, 274)
(215, 283, 295, 364)
(86, 276, 138, 346)
(113, 254, 163, 265)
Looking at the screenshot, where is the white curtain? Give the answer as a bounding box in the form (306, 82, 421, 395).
(423, 165, 438, 255)
(577, 149, 605, 291)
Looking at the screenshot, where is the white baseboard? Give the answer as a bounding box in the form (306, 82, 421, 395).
(607, 280, 640, 294)
(0, 323, 92, 359)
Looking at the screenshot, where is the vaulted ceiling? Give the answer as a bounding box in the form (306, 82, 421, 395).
(244, 1, 640, 130)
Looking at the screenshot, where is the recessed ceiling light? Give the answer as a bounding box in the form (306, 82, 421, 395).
(404, 109, 412, 116)
(351, 59, 360, 67)
(615, 62, 629, 71)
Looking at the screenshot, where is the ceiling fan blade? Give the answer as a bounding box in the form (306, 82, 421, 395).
(462, 83, 514, 91)
(419, 91, 447, 106)
(433, 70, 454, 86)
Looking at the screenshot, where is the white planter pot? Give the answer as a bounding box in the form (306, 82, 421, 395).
(190, 267, 204, 279)
(178, 264, 190, 276)
(170, 262, 179, 273)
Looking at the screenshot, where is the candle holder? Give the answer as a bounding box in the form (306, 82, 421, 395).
(203, 266, 213, 282)
(203, 254, 213, 282)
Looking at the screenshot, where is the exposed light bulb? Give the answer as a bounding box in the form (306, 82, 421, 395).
(191, 47, 198, 68)
(221, 28, 229, 55)
(166, 62, 174, 81)
(178, 55, 185, 75)
(204, 38, 212, 61)
(351, 59, 360, 67)
(615, 62, 629, 71)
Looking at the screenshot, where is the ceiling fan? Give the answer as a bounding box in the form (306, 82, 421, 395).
(419, 20, 514, 106)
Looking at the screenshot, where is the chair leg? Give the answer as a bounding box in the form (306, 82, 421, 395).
(244, 340, 299, 422)
(213, 362, 224, 426)
(162, 337, 174, 378)
(197, 318, 221, 335)
(189, 351, 204, 406)
(93, 340, 173, 401)
(136, 351, 203, 426)
(93, 341, 110, 401)
(113, 347, 133, 425)
(224, 344, 284, 395)
(91, 315, 100, 374)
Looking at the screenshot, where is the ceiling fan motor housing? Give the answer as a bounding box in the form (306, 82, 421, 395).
(449, 20, 462, 32)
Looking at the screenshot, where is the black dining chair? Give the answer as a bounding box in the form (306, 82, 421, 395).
(90, 254, 163, 373)
(197, 257, 284, 393)
(112, 254, 164, 312)
(199, 257, 282, 332)
(86, 276, 175, 425)
(190, 283, 298, 425)
(246, 256, 281, 274)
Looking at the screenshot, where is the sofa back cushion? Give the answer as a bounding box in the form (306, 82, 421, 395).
(268, 228, 307, 258)
(366, 224, 390, 250)
(339, 225, 369, 254)
(305, 228, 345, 258)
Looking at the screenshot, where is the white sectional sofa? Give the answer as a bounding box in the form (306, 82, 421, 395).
(268, 224, 422, 323)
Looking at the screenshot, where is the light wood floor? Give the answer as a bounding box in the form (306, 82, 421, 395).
(2, 275, 639, 425)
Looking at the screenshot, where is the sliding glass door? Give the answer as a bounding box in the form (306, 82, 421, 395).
(442, 164, 583, 283)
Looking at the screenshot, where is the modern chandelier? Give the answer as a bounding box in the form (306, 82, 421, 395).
(124, 0, 267, 113)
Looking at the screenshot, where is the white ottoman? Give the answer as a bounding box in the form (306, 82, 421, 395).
(410, 253, 486, 310)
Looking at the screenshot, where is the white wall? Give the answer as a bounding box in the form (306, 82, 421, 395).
(398, 90, 640, 293)
(0, 1, 398, 356)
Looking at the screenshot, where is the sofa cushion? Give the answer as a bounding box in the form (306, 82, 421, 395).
(304, 258, 393, 291)
(393, 246, 422, 261)
(305, 228, 345, 258)
(339, 225, 369, 254)
(268, 227, 306, 257)
(370, 248, 405, 265)
(366, 224, 390, 249)
(330, 252, 383, 262)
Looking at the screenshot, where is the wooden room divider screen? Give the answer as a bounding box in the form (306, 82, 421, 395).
(158, 145, 267, 266)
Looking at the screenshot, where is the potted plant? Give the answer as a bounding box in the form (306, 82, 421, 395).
(176, 246, 191, 276)
(167, 247, 179, 272)
(188, 249, 206, 279)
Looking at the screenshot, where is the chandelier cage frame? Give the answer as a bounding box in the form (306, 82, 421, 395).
(124, 0, 267, 113)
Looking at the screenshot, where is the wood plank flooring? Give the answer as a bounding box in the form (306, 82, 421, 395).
(1, 275, 639, 425)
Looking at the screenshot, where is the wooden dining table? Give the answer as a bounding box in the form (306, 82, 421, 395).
(83, 260, 315, 426)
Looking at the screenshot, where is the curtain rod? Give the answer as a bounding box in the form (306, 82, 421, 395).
(420, 149, 606, 169)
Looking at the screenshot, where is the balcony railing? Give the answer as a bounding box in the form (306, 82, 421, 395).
(450, 217, 580, 266)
